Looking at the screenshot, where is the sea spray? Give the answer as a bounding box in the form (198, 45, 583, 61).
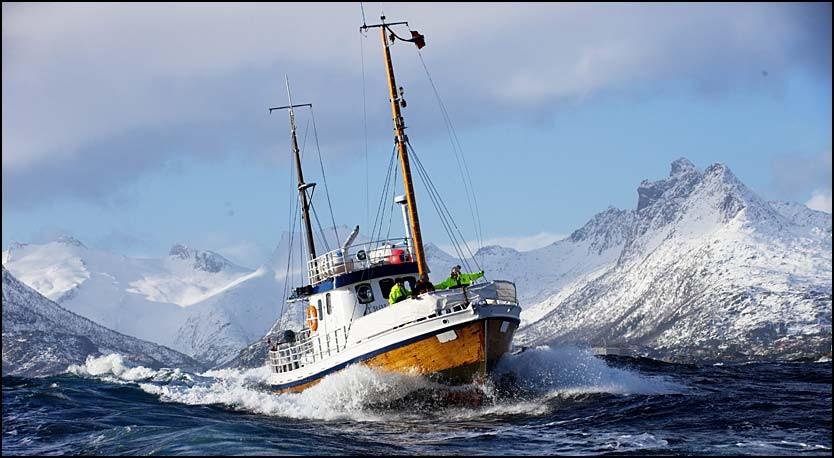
(66, 347, 680, 422)
(493, 345, 682, 397)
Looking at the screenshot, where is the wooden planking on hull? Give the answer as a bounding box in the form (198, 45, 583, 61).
(274, 318, 517, 394)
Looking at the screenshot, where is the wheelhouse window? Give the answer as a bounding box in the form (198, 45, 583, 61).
(379, 278, 394, 299)
(356, 283, 374, 304)
(317, 299, 323, 321)
(326, 293, 332, 315)
(404, 276, 417, 291)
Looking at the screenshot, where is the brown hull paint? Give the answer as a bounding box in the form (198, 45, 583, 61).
(275, 318, 518, 394)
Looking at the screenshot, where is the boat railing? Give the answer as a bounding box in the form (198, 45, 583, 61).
(307, 238, 413, 285)
(268, 325, 351, 374)
(438, 280, 518, 307)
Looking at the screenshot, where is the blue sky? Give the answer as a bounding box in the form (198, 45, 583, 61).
(3, 3, 831, 267)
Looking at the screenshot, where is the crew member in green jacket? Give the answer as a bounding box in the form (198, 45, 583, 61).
(388, 278, 410, 305)
(435, 265, 484, 290)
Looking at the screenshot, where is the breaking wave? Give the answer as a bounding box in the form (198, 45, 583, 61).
(64, 345, 680, 422)
(494, 345, 681, 396)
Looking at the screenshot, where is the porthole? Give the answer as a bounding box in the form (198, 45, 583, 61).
(356, 283, 375, 304)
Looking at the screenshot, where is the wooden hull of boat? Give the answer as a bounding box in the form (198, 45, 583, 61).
(275, 318, 518, 394)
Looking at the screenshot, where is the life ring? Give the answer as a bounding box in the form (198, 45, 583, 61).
(306, 305, 318, 332)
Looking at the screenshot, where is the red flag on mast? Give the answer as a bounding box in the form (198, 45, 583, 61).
(411, 31, 426, 49)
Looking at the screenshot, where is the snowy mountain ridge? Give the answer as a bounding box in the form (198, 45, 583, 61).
(4, 158, 831, 366)
(515, 159, 831, 362)
(2, 266, 202, 377)
(2, 238, 269, 366)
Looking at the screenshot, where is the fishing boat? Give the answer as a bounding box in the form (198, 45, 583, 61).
(265, 16, 521, 393)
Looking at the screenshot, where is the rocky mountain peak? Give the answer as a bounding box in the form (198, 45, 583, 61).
(168, 244, 231, 273)
(475, 245, 520, 257)
(637, 158, 703, 212)
(568, 207, 634, 255)
(54, 235, 86, 248)
(669, 157, 698, 177)
(169, 244, 191, 259)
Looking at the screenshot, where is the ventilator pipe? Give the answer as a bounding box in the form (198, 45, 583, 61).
(394, 194, 412, 255)
(342, 225, 360, 253)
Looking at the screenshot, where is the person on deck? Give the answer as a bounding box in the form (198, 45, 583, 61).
(412, 274, 436, 298)
(435, 265, 484, 290)
(388, 278, 410, 305)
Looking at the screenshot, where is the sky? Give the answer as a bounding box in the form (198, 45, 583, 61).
(2, 3, 832, 268)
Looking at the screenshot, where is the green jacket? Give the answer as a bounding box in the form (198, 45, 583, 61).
(388, 283, 410, 304)
(435, 271, 484, 290)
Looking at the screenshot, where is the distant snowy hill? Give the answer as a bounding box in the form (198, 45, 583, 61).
(515, 159, 831, 362)
(2, 267, 202, 377)
(2, 239, 274, 366)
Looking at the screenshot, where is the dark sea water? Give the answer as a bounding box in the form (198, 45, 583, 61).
(3, 347, 831, 455)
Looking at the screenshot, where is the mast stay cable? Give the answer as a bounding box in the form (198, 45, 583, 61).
(309, 106, 341, 246)
(407, 140, 483, 275)
(412, 41, 485, 260)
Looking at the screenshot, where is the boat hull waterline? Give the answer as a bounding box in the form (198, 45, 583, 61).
(272, 311, 519, 394)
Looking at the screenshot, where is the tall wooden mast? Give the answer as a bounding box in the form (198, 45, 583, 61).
(363, 16, 429, 279)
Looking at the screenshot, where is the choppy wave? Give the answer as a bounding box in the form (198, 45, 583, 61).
(3, 351, 830, 455)
(62, 345, 680, 422)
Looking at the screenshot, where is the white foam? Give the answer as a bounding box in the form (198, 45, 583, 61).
(68, 346, 683, 422)
(602, 432, 669, 450)
(140, 363, 436, 421)
(66, 354, 192, 383)
(495, 345, 683, 397)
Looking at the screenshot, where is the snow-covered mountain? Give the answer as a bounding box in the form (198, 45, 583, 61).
(2, 266, 202, 377)
(2, 239, 275, 366)
(470, 207, 635, 310)
(6, 158, 831, 366)
(516, 159, 831, 362)
(2, 226, 371, 367)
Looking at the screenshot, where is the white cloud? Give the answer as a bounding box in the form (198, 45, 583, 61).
(806, 189, 833, 214)
(2, 3, 830, 207)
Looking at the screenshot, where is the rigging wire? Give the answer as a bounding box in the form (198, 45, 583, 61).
(278, 162, 301, 327)
(359, 26, 370, 237)
(309, 106, 341, 245)
(310, 202, 332, 253)
(407, 140, 483, 274)
(412, 42, 485, 259)
(409, 146, 471, 271)
(370, 144, 398, 246)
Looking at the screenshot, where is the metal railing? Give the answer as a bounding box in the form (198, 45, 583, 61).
(307, 238, 413, 285)
(268, 325, 351, 374)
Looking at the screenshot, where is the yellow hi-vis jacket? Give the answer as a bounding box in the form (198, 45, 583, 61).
(435, 271, 484, 290)
(389, 283, 410, 304)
